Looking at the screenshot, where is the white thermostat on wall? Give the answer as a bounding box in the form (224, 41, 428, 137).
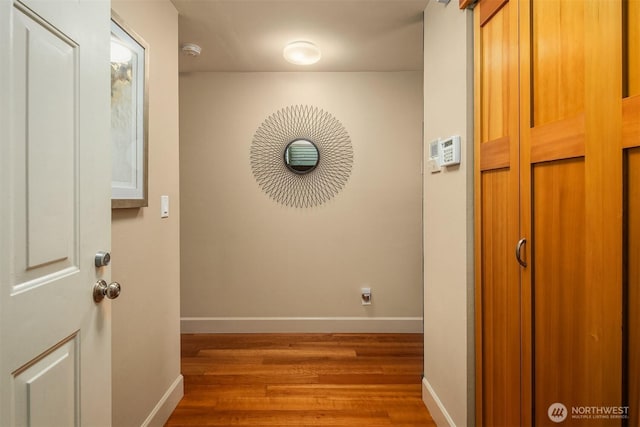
(438, 135, 461, 167)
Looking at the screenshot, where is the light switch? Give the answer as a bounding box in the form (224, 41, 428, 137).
(161, 195, 169, 218)
(426, 159, 441, 174)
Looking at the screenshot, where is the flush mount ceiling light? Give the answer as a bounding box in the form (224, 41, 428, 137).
(283, 41, 321, 65)
(181, 43, 202, 57)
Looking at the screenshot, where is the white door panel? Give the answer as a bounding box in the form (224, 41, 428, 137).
(11, 4, 78, 292)
(13, 333, 80, 427)
(19, 7, 77, 270)
(1, 0, 112, 425)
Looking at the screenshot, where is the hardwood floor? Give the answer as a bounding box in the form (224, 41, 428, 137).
(165, 333, 435, 426)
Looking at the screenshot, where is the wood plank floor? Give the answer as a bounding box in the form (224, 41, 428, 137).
(165, 333, 435, 427)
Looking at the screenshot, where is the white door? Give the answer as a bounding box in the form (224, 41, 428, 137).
(0, 0, 112, 425)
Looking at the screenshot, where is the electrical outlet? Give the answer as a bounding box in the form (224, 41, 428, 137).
(361, 287, 372, 305)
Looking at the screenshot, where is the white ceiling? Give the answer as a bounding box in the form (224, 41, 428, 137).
(171, 0, 428, 72)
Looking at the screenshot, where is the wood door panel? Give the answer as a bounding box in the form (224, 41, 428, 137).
(527, 2, 623, 425)
(477, 0, 624, 425)
(480, 136, 510, 171)
(533, 158, 586, 426)
(626, 147, 640, 427)
(480, 3, 514, 144)
(479, 0, 508, 27)
(628, 0, 640, 96)
(480, 169, 520, 427)
(623, 95, 640, 148)
(583, 0, 623, 419)
(532, 0, 585, 127)
(475, 0, 520, 424)
(530, 113, 585, 163)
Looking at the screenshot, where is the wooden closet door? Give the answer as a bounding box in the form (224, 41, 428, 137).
(624, 1, 640, 426)
(519, 1, 623, 425)
(626, 148, 640, 427)
(474, 1, 522, 425)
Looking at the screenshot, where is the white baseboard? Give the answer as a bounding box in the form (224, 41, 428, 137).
(141, 374, 184, 427)
(181, 317, 423, 333)
(422, 377, 456, 427)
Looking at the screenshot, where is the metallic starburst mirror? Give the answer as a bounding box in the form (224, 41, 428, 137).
(250, 105, 353, 208)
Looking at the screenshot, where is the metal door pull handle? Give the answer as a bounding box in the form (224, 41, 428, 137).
(516, 238, 527, 268)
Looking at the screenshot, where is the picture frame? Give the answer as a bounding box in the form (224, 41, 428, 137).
(110, 11, 149, 208)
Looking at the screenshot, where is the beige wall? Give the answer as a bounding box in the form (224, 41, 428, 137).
(111, 1, 182, 425)
(422, 2, 474, 426)
(179, 71, 423, 332)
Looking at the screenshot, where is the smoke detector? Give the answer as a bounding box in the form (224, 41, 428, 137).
(181, 43, 202, 57)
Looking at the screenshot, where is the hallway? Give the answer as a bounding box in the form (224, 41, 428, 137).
(165, 333, 434, 426)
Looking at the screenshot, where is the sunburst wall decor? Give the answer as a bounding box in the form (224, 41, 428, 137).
(250, 105, 353, 208)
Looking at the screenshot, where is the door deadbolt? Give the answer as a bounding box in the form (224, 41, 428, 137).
(95, 251, 111, 267)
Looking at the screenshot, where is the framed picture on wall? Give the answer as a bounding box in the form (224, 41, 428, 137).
(110, 11, 149, 208)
